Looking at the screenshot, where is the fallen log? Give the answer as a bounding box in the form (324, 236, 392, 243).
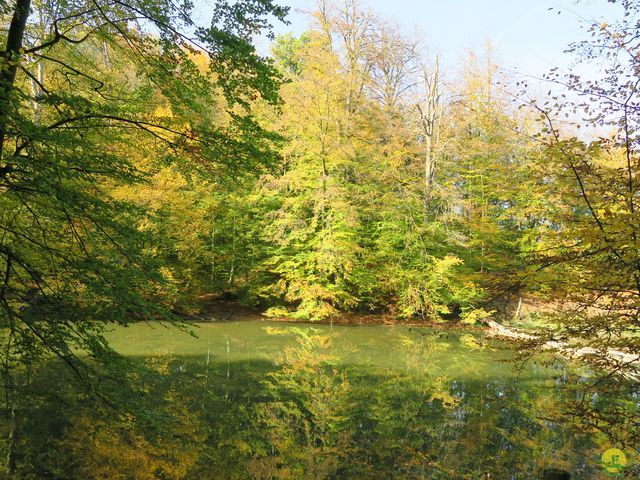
(481, 318, 640, 381)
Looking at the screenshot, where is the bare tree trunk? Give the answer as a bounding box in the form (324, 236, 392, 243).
(514, 296, 522, 322)
(0, 0, 32, 161)
(417, 56, 441, 209)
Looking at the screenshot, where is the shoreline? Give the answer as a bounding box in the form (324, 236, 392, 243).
(180, 298, 486, 331)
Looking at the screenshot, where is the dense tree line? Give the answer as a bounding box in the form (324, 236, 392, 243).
(160, 5, 543, 322)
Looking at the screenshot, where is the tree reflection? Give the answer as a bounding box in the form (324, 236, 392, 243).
(2, 327, 635, 479)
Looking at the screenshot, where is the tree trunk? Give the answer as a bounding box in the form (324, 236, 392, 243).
(514, 296, 522, 321)
(0, 0, 32, 161)
(417, 56, 440, 209)
(6, 406, 17, 478)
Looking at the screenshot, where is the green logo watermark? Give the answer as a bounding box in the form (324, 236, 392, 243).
(601, 448, 627, 477)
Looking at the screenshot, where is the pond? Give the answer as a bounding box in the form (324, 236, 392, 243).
(98, 320, 637, 479)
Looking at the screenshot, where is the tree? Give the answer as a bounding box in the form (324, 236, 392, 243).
(0, 0, 287, 474)
(521, 0, 640, 382)
(440, 47, 541, 300)
(416, 55, 441, 205)
(259, 28, 364, 319)
(250, 3, 489, 320)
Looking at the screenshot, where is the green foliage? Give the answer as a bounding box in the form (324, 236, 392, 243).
(0, 0, 287, 473)
(516, 0, 640, 380)
(0, 0, 287, 351)
(231, 18, 539, 320)
(1, 1, 543, 328)
(271, 32, 311, 76)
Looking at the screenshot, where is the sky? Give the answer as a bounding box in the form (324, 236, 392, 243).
(254, 0, 623, 84)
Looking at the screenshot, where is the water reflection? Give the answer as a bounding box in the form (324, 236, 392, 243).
(13, 321, 640, 478)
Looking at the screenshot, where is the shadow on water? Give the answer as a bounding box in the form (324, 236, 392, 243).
(4, 321, 639, 479)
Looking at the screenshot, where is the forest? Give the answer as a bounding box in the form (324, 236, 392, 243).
(1, 0, 639, 478)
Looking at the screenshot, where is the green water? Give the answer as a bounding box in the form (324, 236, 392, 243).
(108, 320, 518, 375)
(98, 320, 635, 479)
